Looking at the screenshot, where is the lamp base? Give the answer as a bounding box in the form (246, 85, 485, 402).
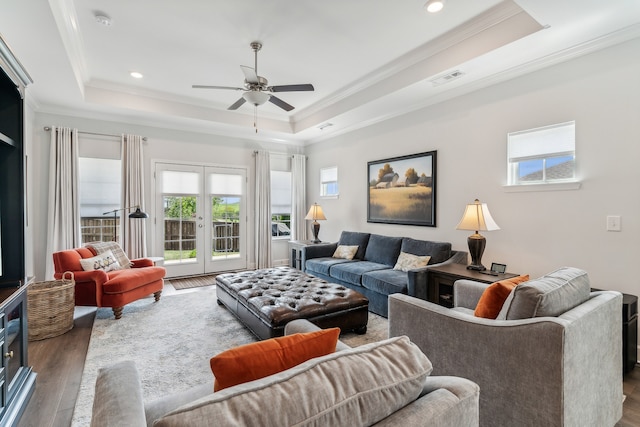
(310, 221, 321, 244)
(466, 233, 486, 271)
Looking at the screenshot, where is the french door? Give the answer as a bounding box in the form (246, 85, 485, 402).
(154, 162, 247, 277)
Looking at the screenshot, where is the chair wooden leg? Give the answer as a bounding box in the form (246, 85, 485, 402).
(154, 290, 162, 302)
(112, 306, 123, 319)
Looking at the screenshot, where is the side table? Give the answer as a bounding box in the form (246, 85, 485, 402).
(288, 240, 323, 270)
(426, 263, 519, 308)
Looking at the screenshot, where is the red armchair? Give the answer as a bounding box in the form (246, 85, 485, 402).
(52, 246, 166, 319)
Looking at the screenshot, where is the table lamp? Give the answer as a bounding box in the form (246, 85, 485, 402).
(305, 203, 327, 243)
(456, 199, 500, 271)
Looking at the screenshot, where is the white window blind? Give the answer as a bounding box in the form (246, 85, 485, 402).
(508, 122, 575, 162)
(162, 171, 199, 194)
(320, 166, 338, 197)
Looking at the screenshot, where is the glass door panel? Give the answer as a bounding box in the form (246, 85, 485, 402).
(156, 163, 246, 277)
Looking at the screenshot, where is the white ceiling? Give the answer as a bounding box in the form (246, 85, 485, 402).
(2, 0, 640, 144)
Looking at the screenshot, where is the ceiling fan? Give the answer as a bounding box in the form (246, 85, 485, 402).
(192, 41, 314, 113)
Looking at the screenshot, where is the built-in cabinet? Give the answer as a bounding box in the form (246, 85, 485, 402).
(0, 35, 36, 425)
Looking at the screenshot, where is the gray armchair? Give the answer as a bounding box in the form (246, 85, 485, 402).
(388, 270, 623, 427)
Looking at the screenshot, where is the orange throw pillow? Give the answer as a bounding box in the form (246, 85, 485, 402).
(474, 275, 530, 319)
(210, 328, 341, 391)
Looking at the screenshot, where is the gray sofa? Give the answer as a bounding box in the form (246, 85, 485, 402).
(90, 319, 480, 427)
(303, 231, 467, 317)
(388, 267, 623, 427)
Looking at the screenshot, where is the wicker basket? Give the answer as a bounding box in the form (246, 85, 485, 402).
(27, 271, 75, 341)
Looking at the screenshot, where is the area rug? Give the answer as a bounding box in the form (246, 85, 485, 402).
(165, 273, 218, 290)
(71, 287, 388, 426)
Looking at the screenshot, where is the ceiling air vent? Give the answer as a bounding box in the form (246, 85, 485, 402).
(429, 70, 465, 87)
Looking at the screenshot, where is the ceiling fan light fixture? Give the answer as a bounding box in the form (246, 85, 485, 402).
(424, 0, 444, 13)
(242, 90, 270, 106)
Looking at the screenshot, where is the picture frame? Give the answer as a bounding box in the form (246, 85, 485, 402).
(491, 263, 507, 274)
(367, 151, 437, 226)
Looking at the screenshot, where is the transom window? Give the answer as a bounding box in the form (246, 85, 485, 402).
(507, 121, 576, 186)
(320, 166, 338, 197)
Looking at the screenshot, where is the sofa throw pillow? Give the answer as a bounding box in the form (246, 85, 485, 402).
(79, 250, 121, 272)
(498, 267, 591, 320)
(210, 328, 340, 392)
(157, 336, 432, 427)
(474, 275, 529, 319)
(393, 251, 431, 272)
(332, 245, 359, 260)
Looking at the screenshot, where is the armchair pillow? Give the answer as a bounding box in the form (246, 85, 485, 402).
(473, 275, 529, 319)
(210, 328, 340, 391)
(498, 267, 591, 320)
(86, 241, 132, 269)
(79, 250, 121, 272)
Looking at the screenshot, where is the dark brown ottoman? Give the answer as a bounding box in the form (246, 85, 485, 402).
(216, 267, 369, 340)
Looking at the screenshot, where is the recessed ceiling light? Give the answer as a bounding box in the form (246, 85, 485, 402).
(424, 0, 444, 13)
(130, 71, 144, 79)
(94, 13, 112, 26)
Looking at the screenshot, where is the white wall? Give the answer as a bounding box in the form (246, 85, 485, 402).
(27, 114, 300, 280)
(305, 38, 640, 297)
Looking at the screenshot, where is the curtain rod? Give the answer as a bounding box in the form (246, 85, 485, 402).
(43, 126, 147, 141)
(253, 151, 304, 158)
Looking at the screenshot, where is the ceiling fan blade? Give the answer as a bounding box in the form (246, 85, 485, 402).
(240, 65, 259, 84)
(269, 95, 294, 111)
(192, 85, 244, 90)
(268, 84, 315, 92)
(228, 98, 247, 110)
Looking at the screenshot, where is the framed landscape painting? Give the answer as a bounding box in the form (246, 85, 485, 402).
(367, 151, 437, 226)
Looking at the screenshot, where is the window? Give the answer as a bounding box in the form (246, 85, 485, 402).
(79, 157, 122, 244)
(271, 170, 292, 238)
(507, 121, 576, 186)
(320, 166, 338, 197)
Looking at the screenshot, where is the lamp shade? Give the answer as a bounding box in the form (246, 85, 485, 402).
(305, 203, 327, 221)
(456, 199, 499, 232)
(242, 91, 270, 106)
(128, 207, 149, 219)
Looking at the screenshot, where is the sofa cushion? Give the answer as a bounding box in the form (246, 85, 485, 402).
(364, 234, 403, 267)
(155, 336, 432, 427)
(362, 269, 408, 296)
(305, 257, 353, 276)
(337, 231, 371, 260)
(401, 238, 452, 265)
(498, 267, 591, 320)
(474, 275, 529, 319)
(394, 251, 431, 272)
(330, 261, 389, 286)
(333, 245, 359, 260)
(210, 328, 340, 391)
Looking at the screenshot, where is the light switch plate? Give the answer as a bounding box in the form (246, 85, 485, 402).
(607, 215, 621, 231)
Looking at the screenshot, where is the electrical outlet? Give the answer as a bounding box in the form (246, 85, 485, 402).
(607, 215, 621, 231)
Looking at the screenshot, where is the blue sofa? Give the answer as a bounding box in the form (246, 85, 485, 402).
(302, 231, 467, 317)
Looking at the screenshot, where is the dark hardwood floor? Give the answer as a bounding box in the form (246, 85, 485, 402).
(16, 306, 640, 426)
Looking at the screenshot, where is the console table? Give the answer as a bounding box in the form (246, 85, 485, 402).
(426, 263, 519, 308)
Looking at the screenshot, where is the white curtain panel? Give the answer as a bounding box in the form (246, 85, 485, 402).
(291, 154, 307, 241)
(45, 126, 80, 279)
(121, 134, 147, 259)
(254, 150, 272, 269)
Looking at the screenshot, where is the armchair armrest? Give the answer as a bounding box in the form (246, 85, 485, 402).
(453, 279, 489, 310)
(130, 258, 153, 268)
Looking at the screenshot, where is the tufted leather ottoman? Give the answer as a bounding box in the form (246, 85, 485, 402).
(216, 267, 369, 340)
